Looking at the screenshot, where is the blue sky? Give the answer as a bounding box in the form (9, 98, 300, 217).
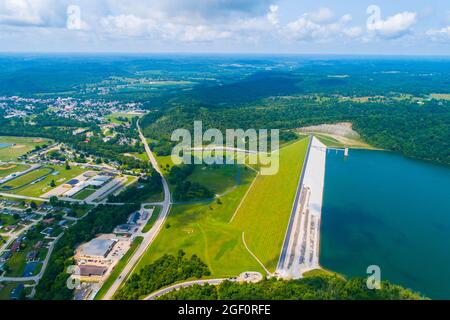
(0, 0, 449, 54)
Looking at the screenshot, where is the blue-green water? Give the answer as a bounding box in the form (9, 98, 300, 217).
(0, 143, 12, 149)
(321, 149, 450, 299)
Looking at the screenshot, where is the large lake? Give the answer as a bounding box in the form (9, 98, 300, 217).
(321, 149, 450, 299)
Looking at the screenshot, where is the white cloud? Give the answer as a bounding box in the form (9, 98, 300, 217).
(180, 25, 232, 42)
(426, 26, 450, 40)
(0, 0, 63, 27)
(309, 7, 334, 23)
(267, 5, 279, 26)
(284, 9, 359, 42)
(367, 11, 417, 39)
(101, 14, 156, 37)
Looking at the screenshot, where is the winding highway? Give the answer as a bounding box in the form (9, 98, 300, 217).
(102, 120, 172, 300)
(144, 272, 263, 300)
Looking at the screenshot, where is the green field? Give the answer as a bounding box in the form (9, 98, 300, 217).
(142, 206, 161, 233)
(231, 137, 310, 272)
(6, 165, 87, 198)
(95, 237, 144, 300)
(0, 137, 52, 161)
(72, 188, 96, 201)
(0, 163, 29, 179)
(155, 155, 178, 174)
(314, 134, 345, 148)
(105, 112, 142, 124)
(0, 168, 54, 190)
(129, 152, 149, 162)
(134, 165, 265, 279)
(187, 165, 241, 195)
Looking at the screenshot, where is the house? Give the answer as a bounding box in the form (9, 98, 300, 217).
(42, 218, 55, 225)
(26, 251, 38, 262)
(34, 241, 43, 250)
(11, 241, 21, 252)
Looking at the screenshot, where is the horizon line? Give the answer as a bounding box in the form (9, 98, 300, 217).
(0, 51, 450, 58)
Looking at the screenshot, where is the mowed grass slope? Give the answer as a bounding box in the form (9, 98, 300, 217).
(135, 165, 265, 278)
(231, 137, 310, 272)
(187, 165, 240, 195)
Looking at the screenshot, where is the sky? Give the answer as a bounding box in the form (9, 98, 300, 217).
(0, 0, 449, 55)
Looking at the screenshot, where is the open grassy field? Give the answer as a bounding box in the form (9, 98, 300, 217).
(134, 165, 265, 279)
(0, 163, 29, 179)
(314, 133, 346, 148)
(0, 168, 54, 190)
(231, 137, 310, 272)
(105, 112, 142, 124)
(4, 165, 87, 198)
(0, 137, 52, 162)
(142, 206, 161, 233)
(155, 155, 178, 174)
(129, 152, 149, 162)
(95, 237, 144, 300)
(72, 188, 96, 201)
(187, 164, 241, 195)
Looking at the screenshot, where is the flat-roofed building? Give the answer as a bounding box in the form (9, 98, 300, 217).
(77, 265, 108, 282)
(76, 238, 117, 266)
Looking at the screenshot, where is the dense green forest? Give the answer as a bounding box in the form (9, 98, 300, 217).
(158, 276, 424, 300)
(35, 204, 139, 300)
(142, 96, 450, 166)
(114, 250, 210, 300)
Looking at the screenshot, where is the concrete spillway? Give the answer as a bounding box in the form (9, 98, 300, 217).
(276, 136, 327, 279)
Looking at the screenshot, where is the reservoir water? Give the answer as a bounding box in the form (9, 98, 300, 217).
(0, 143, 12, 149)
(321, 149, 450, 299)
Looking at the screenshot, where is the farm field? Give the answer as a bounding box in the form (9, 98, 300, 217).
(231, 137, 310, 272)
(2, 165, 87, 198)
(0, 163, 29, 179)
(0, 137, 52, 161)
(134, 165, 265, 280)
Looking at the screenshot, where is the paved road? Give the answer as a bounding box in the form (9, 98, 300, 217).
(145, 279, 226, 300)
(102, 120, 172, 300)
(0, 192, 50, 202)
(144, 272, 263, 300)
